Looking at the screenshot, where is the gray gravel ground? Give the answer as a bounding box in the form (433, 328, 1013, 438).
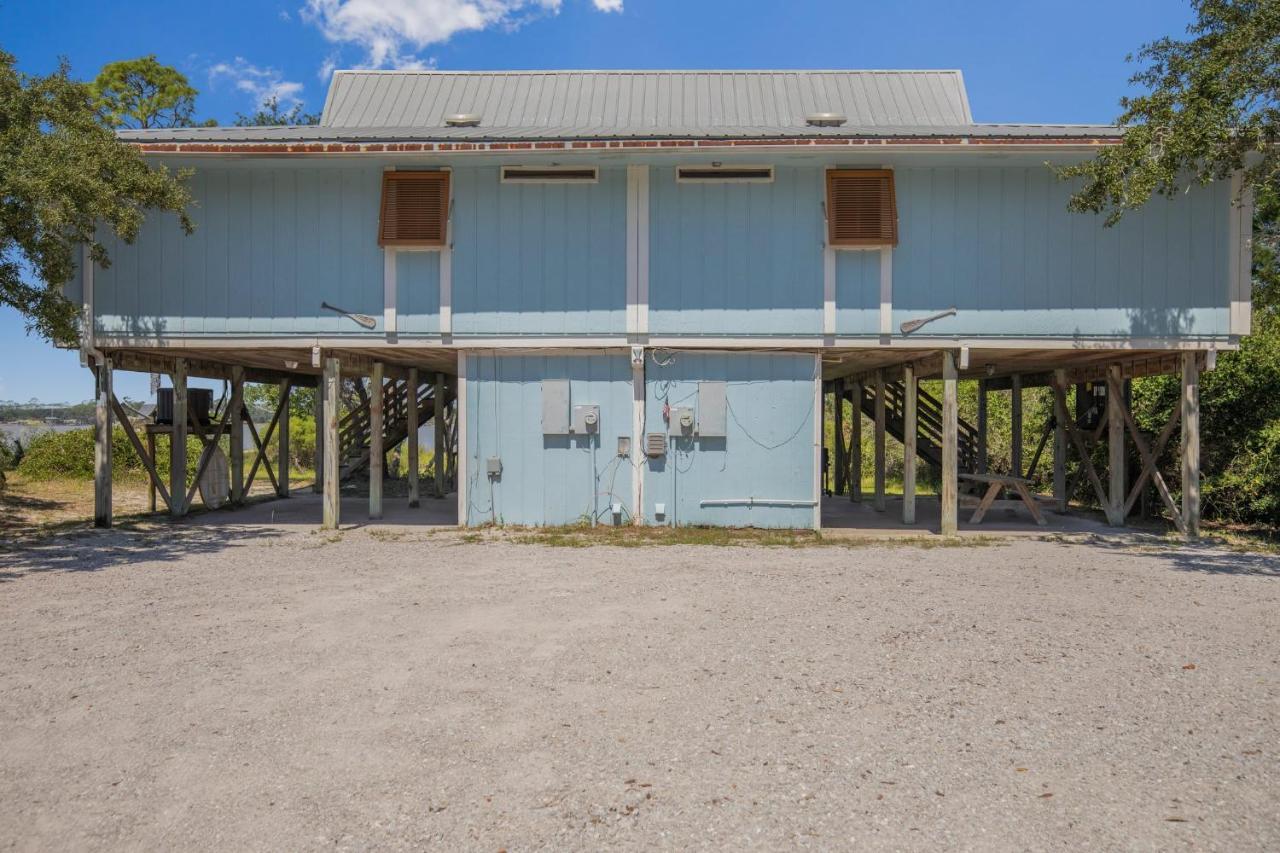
(1, 525, 1278, 851)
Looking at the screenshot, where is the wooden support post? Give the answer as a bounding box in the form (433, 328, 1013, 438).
(833, 377, 845, 496)
(278, 379, 290, 498)
(1182, 353, 1200, 538)
(873, 369, 886, 511)
(322, 357, 341, 530)
(1053, 392, 1067, 513)
(313, 374, 325, 495)
(976, 378, 989, 475)
(849, 380, 862, 502)
(407, 367, 420, 508)
(1107, 364, 1126, 526)
(1011, 373, 1023, 479)
(434, 372, 446, 497)
(369, 362, 384, 520)
(147, 432, 157, 512)
(170, 359, 187, 518)
(941, 351, 959, 536)
(902, 362, 917, 525)
(93, 357, 113, 529)
(230, 366, 245, 505)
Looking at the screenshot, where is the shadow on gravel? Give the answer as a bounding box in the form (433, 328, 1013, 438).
(1161, 546, 1280, 577)
(0, 524, 286, 581)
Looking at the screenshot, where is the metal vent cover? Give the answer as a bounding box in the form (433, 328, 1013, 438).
(444, 113, 481, 127)
(806, 112, 847, 127)
(645, 432, 667, 458)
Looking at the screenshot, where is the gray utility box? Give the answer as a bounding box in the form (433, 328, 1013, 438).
(571, 404, 600, 434)
(669, 406, 695, 436)
(697, 381, 727, 437)
(542, 379, 570, 434)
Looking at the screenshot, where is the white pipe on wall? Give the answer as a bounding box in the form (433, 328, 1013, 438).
(700, 498, 819, 508)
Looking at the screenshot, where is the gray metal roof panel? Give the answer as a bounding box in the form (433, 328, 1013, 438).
(317, 69, 977, 131)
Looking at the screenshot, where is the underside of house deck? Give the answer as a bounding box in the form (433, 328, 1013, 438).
(85, 343, 1206, 537)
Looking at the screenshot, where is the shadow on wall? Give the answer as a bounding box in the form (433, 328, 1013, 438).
(1126, 306, 1196, 338)
(0, 523, 285, 582)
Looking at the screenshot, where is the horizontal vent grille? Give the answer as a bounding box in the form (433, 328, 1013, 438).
(501, 167, 598, 183)
(379, 171, 449, 247)
(826, 169, 897, 247)
(677, 167, 773, 183)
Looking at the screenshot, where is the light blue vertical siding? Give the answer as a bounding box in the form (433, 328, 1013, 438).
(648, 165, 825, 335)
(87, 156, 1235, 341)
(643, 352, 817, 528)
(464, 353, 633, 526)
(396, 251, 441, 334)
(451, 166, 627, 335)
(888, 166, 1232, 337)
(94, 163, 388, 337)
(835, 249, 881, 334)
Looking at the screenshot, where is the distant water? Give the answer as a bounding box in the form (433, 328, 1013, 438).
(0, 422, 86, 446)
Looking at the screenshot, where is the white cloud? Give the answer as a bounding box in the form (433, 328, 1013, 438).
(209, 58, 306, 109)
(301, 0, 618, 71)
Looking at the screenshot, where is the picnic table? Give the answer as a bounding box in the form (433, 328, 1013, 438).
(959, 473, 1047, 526)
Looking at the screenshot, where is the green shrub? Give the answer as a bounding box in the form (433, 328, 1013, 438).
(17, 426, 202, 481)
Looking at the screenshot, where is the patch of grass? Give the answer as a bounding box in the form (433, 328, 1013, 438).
(503, 525, 1007, 549)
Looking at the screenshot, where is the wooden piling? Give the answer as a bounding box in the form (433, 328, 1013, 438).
(1053, 387, 1067, 513)
(833, 377, 845, 496)
(941, 351, 958, 536)
(278, 379, 290, 498)
(849, 380, 862, 502)
(369, 362, 384, 520)
(407, 367, 420, 508)
(902, 362, 917, 525)
(170, 359, 187, 518)
(873, 369, 886, 512)
(1182, 353, 1200, 538)
(322, 357, 341, 530)
(313, 373, 325, 496)
(434, 372, 446, 497)
(93, 357, 113, 529)
(230, 366, 244, 505)
(976, 378, 988, 475)
(1011, 373, 1023, 479)
(1107, 364, 1125, 526)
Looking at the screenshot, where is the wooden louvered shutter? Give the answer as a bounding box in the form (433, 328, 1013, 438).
(379, 171, 450, 247)
(826, 169, 898, 247)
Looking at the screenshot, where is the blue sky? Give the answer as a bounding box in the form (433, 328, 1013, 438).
(1, 0, 1193, 403)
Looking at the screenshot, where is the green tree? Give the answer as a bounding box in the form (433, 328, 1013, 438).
(1060, 0, 1278, 224)
(233, 95, 319, 127)
(90, 55, 198, 129)
(0, 51, 194, 343)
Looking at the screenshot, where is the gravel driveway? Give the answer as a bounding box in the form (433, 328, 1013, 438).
(1, 525, 1278, 851)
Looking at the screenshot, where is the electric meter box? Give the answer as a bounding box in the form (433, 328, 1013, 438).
(571, 404, 600, 434)
(669, 406, 695, 436)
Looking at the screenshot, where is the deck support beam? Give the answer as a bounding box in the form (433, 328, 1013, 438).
(435, 372, 447, 497)
(230, 366, 244, 505)
(369, 362, 384, 520)
(407, 367, 420, 508)
(849, 380, 862, 502)
(313, 376, 325, 496)
(93, 357, 113, 529)
(1106, 364, 1126, 526)
(322, 356, 341, 530)
(1053, 401, 1067, 512)
(940, 351, 959, 536)
(278, 379, 290, 498)
(873, 369, 886, 512)
(833, 377, 845, 496)
(976, 378, 988, 475)
(1182, 353, 1201, 538)
(170, 359, 187, 518)
(902, 362, 917, 525)
(1011, 373, 1023, 479)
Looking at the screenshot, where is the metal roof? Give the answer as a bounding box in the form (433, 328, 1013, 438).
(318, 69, 975, 131)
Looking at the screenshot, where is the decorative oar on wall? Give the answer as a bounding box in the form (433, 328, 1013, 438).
(320, 301, 378, 330)
(900, 307, 957, 335)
